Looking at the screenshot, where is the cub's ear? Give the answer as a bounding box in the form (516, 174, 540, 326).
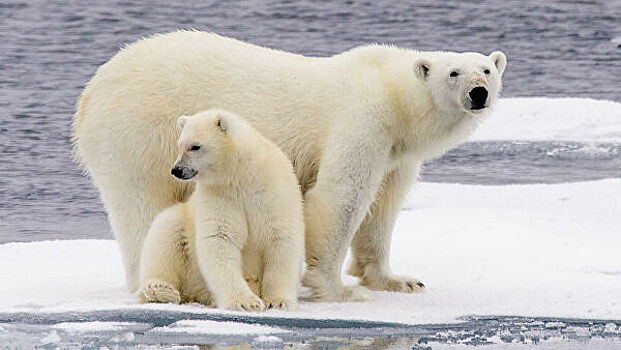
(413, 59, 431, 81)
(215, 116, 228, 133)
(490, 51, 507, 76)
(177, 115, 191, 129)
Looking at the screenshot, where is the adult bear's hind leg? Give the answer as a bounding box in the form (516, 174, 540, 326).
(74, 108, 189, 293)
(100, 174, 191, 292)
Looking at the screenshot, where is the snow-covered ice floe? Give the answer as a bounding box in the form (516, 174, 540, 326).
(473, 97, 621, 143)
(1, 179, 620, 326)
(1, 97, 619, 347)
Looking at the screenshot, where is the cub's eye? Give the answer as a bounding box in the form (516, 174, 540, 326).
(189, 144, 201, 151)
(484, 68, 491, 74)
(449, 71, 459, 77)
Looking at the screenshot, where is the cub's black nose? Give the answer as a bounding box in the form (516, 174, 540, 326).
(171, 167, 184, 179)
(469, 86, 488, 109)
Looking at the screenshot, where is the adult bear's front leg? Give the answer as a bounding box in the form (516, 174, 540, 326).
(302, 133, 389, 302)
(348, 162, 426, 293)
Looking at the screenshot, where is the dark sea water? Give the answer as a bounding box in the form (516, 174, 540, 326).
(1, 0, 620, 244)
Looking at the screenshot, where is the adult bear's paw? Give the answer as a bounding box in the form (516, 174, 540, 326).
(360, 274, 425, 293)
(302, 268, 373, 302)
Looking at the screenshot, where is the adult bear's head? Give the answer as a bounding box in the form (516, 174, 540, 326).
(413, 51, 506, 116)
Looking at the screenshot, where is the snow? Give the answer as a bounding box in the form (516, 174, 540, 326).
(473, 97, 621, 142)
(251, 335, 284, 349)
(252, 335, 283, 342)
(149, 320, 286, 335)
(39, 330, 60, 344)
(1, 179, 620, 325)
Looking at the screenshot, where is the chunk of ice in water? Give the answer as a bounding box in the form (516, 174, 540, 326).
(252, 335, 284, 349)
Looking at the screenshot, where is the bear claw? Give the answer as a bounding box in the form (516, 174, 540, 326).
(361, 275, 425, 293)
(264, 298, 298, 311)
(221, 293, 265, 312)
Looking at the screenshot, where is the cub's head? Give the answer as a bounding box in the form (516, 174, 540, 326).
(414, 51, 506, 115)
(171, 110, 235, 182)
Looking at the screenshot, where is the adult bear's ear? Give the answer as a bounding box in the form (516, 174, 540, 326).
(413, 59, 431, 81)
(490, 51, 507, 76)
(215, 116, 228, 133)
(177, 115, 190, 129)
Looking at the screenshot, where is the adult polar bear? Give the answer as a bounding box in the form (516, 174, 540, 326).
(73, 31, 506, 302)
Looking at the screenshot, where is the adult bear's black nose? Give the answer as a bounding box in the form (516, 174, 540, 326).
(171, 166, 184, 179)
(469, 86, 488, 109)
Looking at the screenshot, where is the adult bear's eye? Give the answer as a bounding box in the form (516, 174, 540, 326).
(484, 68, 491, 74)
(189, 144, 201, 151)
(450, 71, 459, 77)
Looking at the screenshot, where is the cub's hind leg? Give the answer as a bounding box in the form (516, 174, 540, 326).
(138, 205, 188, 304)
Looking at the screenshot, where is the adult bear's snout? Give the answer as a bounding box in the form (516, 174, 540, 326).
(171, 166, 184, 179)
(171, 166, 196, 180)
(469, 86, 488, 110)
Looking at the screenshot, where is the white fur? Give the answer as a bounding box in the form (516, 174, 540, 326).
(138, 110, 304, 311)
(72, 31, 506, 302)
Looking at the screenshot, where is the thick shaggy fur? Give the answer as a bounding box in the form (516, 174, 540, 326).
(72, 31, 506, 302)
(138, 110, 304, 311)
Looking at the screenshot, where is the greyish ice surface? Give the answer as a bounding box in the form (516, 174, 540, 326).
(1, 313, 620, 349)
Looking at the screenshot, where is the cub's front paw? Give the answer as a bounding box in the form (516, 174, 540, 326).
(220, 293, 265, 312)
(263, 297, 298, 311)
(361, 275, 425, 293)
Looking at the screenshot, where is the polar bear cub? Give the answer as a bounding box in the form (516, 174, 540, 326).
(138, 109, 304, 311)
